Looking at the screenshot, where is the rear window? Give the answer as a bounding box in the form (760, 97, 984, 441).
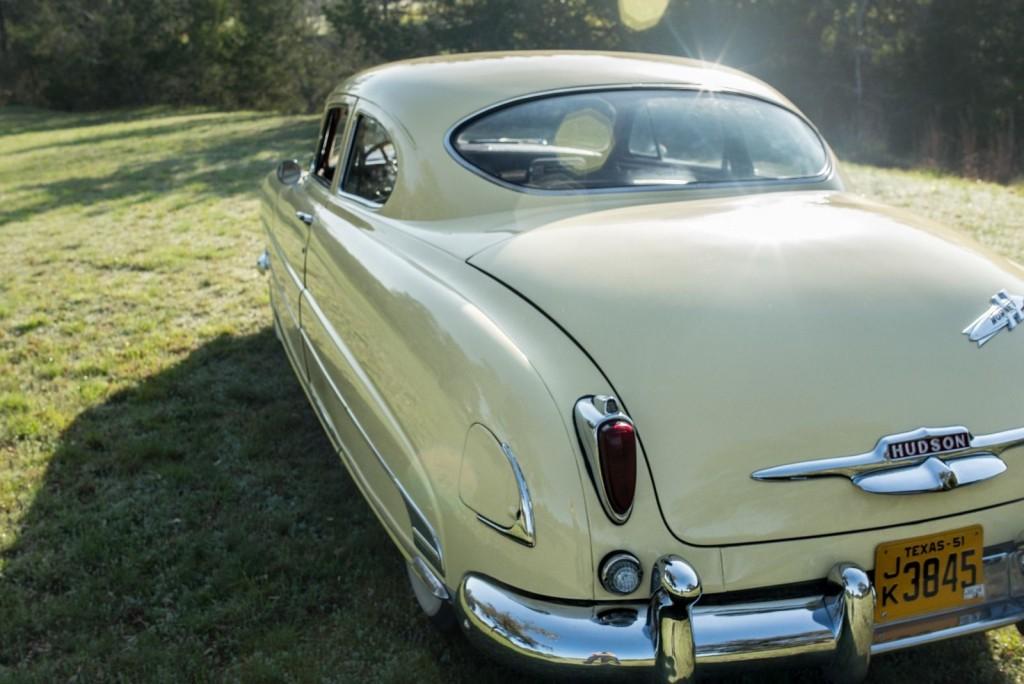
(451, 89, 829, 191)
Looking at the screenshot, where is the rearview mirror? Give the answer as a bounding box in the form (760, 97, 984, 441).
(276, 159, 302, 185)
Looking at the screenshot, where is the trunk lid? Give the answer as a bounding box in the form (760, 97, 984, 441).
(469, 191, 1024, 545)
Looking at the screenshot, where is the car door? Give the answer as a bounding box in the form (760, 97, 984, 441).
(301, 109, 443, 571)
(266, 106, 343, 375)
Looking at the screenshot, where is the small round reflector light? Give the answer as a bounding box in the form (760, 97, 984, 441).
(597, 420, 637, 517)
(600, 552, 643, 595)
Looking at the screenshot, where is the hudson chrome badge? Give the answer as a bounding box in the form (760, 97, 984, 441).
(751, 425, 1024, 494)
(884, 430, 970, 460)
(963, 289, 1024, 347)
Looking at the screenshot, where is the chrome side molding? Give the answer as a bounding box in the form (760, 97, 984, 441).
(407, 499, 445, 573)
(409, 556, 449, 601)
(298, 313, 446, 574)
(752, 425, 1024, 494)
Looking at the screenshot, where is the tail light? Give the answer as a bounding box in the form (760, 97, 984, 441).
(598, 420, 637, 516)
(574, 395, 637, 523)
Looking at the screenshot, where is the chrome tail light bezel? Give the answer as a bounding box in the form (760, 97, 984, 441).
(574, 394, 637, 524)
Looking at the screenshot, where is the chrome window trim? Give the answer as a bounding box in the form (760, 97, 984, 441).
(310, 104, 350, 188)
(309, 107, 334, 177)
(338, 112, 396, 209)
(337, 188, 385, 210)
(324, 96, 359, 194)
(443, 83, 835, 197)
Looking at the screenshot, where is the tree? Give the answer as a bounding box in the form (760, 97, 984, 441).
(324, 0, 624, 64)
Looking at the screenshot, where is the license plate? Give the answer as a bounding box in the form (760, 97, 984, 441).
(874, 525, 985, 624)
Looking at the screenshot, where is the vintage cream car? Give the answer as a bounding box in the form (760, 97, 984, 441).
(257, 52, 1024, 682)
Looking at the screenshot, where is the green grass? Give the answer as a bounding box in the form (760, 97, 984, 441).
(1, 106, 1023, 683)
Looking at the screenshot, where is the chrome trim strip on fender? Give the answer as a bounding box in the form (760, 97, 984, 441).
(264, 242, 303, 333)
(301, 288, 424, 466)
(268, 282, 306, 382)
(277, 314, 437, 581)
(270, 304, 307, 384)
(410, 523, 443, 572)
(752, 425, 1024, 494)
(475, 443, 536, 547)
(410, 556, 449, 601)
(264, 228, 304, 294)
(299, 321, 445, 572)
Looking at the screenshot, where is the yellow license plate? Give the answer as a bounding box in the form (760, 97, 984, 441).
(874, 525, 985, 624)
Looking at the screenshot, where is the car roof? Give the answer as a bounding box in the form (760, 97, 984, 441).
(329, 51, 799, 125)
(321, 51, 837, 237)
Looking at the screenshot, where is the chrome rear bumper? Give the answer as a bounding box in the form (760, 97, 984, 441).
(455, 545, 1024, 682)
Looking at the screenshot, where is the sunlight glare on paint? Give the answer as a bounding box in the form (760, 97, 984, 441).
(618, 0, 671, 31)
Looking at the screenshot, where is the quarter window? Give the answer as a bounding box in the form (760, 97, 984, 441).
(312, 106, 348, 184)
(342, 115, 398, 204)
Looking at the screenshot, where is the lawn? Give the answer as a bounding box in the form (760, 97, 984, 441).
(1, 106, 1023, 683)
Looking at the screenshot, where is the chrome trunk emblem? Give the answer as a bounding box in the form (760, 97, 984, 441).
(752, 426, 1024, 494)
(963, 289, 1024, 346)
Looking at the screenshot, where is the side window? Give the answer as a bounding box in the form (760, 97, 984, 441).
(312, 105, 348, 185)
(342, 115, 398, 204)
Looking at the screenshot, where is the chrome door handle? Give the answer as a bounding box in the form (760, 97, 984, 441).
(296, 211, 314, 225)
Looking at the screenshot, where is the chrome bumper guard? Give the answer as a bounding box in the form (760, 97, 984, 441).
(456, 546, 1024, 682)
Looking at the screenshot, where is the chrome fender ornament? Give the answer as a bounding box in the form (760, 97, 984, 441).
(752, 425, 1024, 494)
(963, 289, 1024, 346)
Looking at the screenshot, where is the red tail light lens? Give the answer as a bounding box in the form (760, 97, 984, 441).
(597, 420, 637, 516)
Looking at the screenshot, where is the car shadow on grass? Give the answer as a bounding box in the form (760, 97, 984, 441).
(0, 328, 1017, 682)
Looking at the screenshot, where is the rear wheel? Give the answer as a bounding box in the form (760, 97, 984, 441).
(406, 561, 457, 632)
